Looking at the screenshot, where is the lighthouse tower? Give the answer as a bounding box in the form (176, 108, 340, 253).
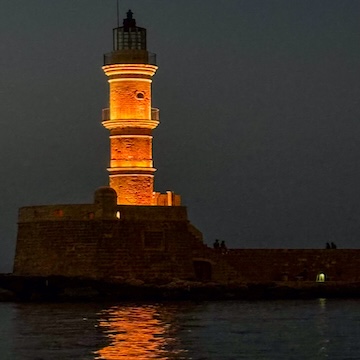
(102, 10, 159, 205)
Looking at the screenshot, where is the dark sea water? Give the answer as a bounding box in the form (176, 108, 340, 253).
(0, 299, 359, 359)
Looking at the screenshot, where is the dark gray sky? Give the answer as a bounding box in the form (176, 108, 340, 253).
(1, 0, 360, 271)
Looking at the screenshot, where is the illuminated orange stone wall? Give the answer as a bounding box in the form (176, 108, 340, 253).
(103, 64, 158, 205)
(110, 80, 151, 120)
(110, 135, 153, 169)
(109, 175, 154, 205)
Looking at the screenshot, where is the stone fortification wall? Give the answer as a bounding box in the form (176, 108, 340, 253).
(224, 249, 360, 282)
(18, 204, 97, 222)
(117, 205, 187, 221)
(14, 202, 204, 282)
(17, 201, 187, 223)
(13, 188, 360, 284)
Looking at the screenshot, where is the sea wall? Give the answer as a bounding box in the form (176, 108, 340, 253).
(14, 204, 205, 283)
(223, 249, 360, 282)
(13, 189, 360, 285)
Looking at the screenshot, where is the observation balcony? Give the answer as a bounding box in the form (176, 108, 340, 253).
(151, 108, 159, 121)
(102, 107, 159, 122)
(103, 50, 156, 66)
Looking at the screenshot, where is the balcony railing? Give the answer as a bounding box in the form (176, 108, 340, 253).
(103, 51, 156, 66)
(151, 108, 159, 121)
(102, 107, 159, 122)
(102, 108, 110, 122)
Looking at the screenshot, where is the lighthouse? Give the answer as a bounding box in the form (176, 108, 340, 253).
(102, 10, 160, 205)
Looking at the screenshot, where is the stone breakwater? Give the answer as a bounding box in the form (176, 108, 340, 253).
(1, 275, 360, 302)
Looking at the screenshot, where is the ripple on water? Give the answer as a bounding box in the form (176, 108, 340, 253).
(0, 299, 360, 359)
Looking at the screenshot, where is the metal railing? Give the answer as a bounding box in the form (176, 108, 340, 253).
(151, 108, 159, 121)
(101, 107, 159, 122)
(103, 51, 156, 66)
(102, 108, 110, 122)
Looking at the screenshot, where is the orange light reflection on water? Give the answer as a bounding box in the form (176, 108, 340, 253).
(94, 305, 186, 359)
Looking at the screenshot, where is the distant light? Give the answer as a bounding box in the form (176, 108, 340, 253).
(316, 273, 326, 282)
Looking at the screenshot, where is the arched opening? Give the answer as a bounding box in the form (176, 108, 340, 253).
(316, 272, 326, 282)
(193, 260, 212, 282)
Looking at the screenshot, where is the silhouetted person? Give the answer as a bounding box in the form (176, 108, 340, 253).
(213, 239, 220, 249)
(326, 242, 331, 249)
(220, 240, 227, 250)
(331, 242, 337, 249)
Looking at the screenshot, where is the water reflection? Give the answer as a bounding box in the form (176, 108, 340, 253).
(94, 304, 187, 359)
(316, 298, 330, 358)
(2, 300, 360, 359)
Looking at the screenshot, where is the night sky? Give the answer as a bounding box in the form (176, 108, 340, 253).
(1, 0, 360, 272)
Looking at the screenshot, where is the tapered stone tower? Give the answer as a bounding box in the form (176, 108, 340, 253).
(102, 10, 159, 205)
